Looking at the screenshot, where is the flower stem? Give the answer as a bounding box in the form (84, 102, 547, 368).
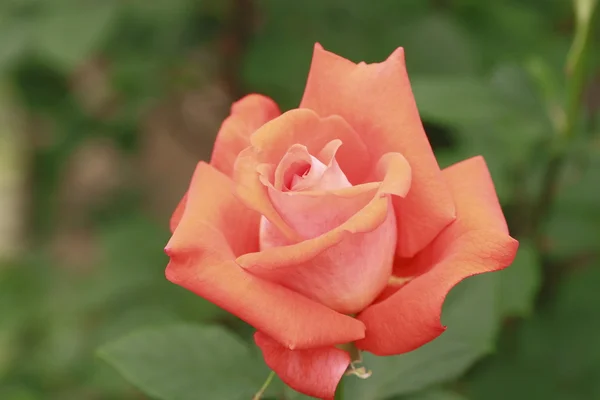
(533, 0, 597, 307)
(565, 0, 597, 137)
(531, 0, 597, 241)
(252, 370, 275, 400)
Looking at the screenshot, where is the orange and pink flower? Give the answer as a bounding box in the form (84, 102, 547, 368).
(165, 44, 518, 399)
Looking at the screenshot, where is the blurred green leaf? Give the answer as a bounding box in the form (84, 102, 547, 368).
(401, 389, 468, 400)
(412, 77, 510, 126)
(401, 14, 477, 75)
(454, 1, 569, 70)
(33, 317, 87, 379)
(0, 18, 29, 72)
(34, 0, 119, 69)
(0, 260, 48, 328)
(93, 215, 225, 322)
(467, 265, 600, 400)
(99, 324, 266, 400)
(126, 0, 199, 25)
(497, 240, 542, 317)
(0, 386, 41, 400)
(243, 1, 476, 109)
(544, 148, 600, 258)
(346, 273, 501, 399)
(0, 327, 16, 379)
(416, 65, 551, 203)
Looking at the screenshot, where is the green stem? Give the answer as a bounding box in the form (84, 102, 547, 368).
(252, 370, 275, 400)
(564, 0, 597, 138)
(531, 0, 597, 240)
(334, 377, 344, 400)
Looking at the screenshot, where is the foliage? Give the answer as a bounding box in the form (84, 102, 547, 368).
(0, 0, 598, 399)
(99, 325, 268, 400)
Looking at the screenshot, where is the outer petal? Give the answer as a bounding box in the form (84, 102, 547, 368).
(300, 44, 456, 257)
(243, 199, 396, 314)
(166, 162, 365, 349)
(356, 156, 518, 355)
(169, 192, 188, 233)
(239, 154, 408, 315)
(255, 332, 350, 400)
(210, 94, 280, 176)
(235, 147, 301, 242)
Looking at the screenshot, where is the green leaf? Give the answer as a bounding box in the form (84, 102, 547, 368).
(415, 66, 550, 204)
(544, 150, 600, 258)
(243, 2, 476, 109)
(0, 18, 29, 72)
(497, 240, 542, 317)
(402, 389, 468, 400)
(346, 273, 501, 400)
(0, 386, 41, 400)
(0, 327, 16, 380)
(412, 76, 510, 126)
(98, 324, 266, 400)
(401, 14, 477, 75)
(34, 0, 119, 70)
(466, 266, 600, 400)
(412, 70, 545, 130)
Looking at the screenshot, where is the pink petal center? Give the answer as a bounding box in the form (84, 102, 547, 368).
(259, 142, 355, 247)
(272, 142, 351, 195)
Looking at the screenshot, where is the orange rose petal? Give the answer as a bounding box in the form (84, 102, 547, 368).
(266, 186, 375, 240)
(238, 191, 389, 270)
(235, 148, 301, 242)
(254, 332, 350, 400)
(167, 163, 259, 257)
(356, 156, 518, 355)
(356, 231, 517, 355)
(210, 94, 280, 177)
(371, 152, 412, 197)
(166, 162, 365, 349)
(300, 44, 456, 257)
(169, 192, 188, 233)
(258, 184, 380, 250)
(250, 108, 372, 184)
(439, 156, 510, 234)
(316, 139, 343, 166)
(239, 195, 394, 314)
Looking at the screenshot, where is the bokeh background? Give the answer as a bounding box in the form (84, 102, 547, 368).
(0, 1, 599, 399)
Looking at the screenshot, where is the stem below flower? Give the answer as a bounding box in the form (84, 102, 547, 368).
(252, 370, 275, 400)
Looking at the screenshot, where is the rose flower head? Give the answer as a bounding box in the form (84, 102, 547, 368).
(165, 44, 518, 399)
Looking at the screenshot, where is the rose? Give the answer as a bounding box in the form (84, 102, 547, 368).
(165, 44, 518, 399)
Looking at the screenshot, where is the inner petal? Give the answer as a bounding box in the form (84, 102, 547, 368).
(260, 141, 361, 246)
(298, 140, 351, 191)
(273, 143, 351, 194)
(273, 145, 312, 191)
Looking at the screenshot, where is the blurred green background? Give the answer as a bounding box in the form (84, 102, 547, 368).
(0, 0, 599, 399)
